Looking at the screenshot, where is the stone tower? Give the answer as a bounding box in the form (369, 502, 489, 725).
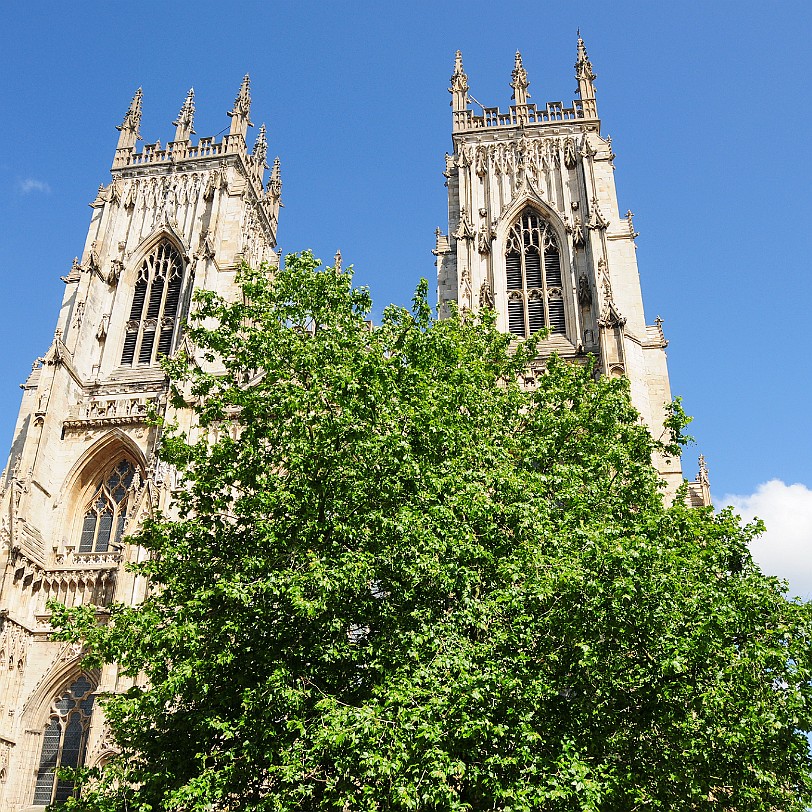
(435, 39, 705, 497)
(0, 79, 280, 810)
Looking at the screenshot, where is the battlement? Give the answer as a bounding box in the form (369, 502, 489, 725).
(453, 98, 598, 133)
(111, 76, 272, 191)
(113, 133, 241, 169)
(450, 39, 599, 136)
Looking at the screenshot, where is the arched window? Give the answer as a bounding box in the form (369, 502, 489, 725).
(78, 460, 136, 554)
(121, 240, 184, 365)
(504, 210, 566, 338)
(32, 675, 95, 806)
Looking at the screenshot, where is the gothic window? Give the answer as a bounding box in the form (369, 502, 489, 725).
(121, 241, 184, 366)
(32, 675, 95, 806)
(504, 210, 566, 338)
(78, 460, 135, 554)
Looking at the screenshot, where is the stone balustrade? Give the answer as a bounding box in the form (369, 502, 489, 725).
(453, 98, 598, 132)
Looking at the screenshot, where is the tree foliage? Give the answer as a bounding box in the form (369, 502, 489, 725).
(53, 252, 812, 811)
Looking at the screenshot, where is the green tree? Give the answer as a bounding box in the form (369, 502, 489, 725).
(53, 252, 812, 811)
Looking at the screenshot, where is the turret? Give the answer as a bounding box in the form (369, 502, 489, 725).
(115, 88, 143, 152)
(449, 50, 469, 113)
(575, 31, 597, 104)
(227, 74, 253, 140)
(173, 88, 195, 142)
(510, 51, 530, 107)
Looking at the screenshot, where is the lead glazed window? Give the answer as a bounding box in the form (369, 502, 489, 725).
(121, 240, 184, 366)
(78, 459, 136, 554)
(504, 210, 566, 338)
(32, 675, 96, 806)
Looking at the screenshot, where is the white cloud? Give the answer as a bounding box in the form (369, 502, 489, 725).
(721, 480, 812, 600)
(18, 178, 51, 195)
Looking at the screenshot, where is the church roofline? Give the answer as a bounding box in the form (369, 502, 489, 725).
(452, 99, 598, 134)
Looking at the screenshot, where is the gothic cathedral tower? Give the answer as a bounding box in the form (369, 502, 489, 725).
(0, 39, 710, 812)
(0, 79, 280, 809)
(434, 39, 707, 500)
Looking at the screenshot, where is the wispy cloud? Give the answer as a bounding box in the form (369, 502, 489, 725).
(18, 178, 51, 195)
(721, 480, 812, 600)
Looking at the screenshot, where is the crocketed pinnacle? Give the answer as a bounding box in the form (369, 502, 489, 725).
(510, 51, 530, 105)
(252, 124, 268, 167)
(267, 156, 282, 198)
(230, 74, 252, 119)
(173, 88, 196, 142)
(116, 88, 143, 150)
(228, 74, 253, 137)
(575, 31, 597, 99)
(449, 50, 469, 112)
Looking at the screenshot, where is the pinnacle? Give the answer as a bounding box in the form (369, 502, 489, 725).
(253, 124, 268, 167)
(173, 88, 196, 139)
(510, 50, 530, 102)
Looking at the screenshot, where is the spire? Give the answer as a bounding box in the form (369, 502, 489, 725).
(228, 74, 253, 138)
(252, 124, 268, 168)
(510, 51, 530, 106)
(449, 50, 469, 113)
(116, 88, 143, 151)
(173, 88, 196, 142)
(575, 30, 597, 101)
(267, 156, 282, 199)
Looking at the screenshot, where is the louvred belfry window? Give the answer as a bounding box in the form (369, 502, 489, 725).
(121, 241, 184, 365)
(504, 210, 566, 338)
(78, 460, 135, 554)
(32, 675, 96, 806)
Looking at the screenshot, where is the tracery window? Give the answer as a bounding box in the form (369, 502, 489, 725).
(32, 675, 95, 806)
(78, 460, 135, 554)
(121, 240, 184, 365)
(504, 210, 566, 338)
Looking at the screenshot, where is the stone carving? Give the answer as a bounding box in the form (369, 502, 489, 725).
(61, 257, 82, 285)
(474, 145, 487, 177)
(479, 281, 494, 308)
(578, 274, 592, 307)
(477, 222, 495, 255)
(626, 209, 639, 240)
(563, 137, 577, 169)
(587, 197, 609, 230)
(571, 217, 585, 248)
(453, 208, 475, 241)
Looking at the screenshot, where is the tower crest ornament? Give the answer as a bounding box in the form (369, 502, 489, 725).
(173, 88, 196, 143)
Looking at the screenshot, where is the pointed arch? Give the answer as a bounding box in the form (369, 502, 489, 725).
(120, 229, 190, 367)
(21, 664, 100, 807)
(57, 432, 147, 559)
(128, 225, 189, 269)
(60, 430, 147, 508)
(497, 204, 568, 339)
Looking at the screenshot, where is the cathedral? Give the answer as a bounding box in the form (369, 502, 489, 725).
(0, 38, 708, 809)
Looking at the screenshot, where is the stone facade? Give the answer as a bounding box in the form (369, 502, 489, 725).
(0, 39, 707, 810)
(0, 77, 280, 810)
(435, 41, 708, 499)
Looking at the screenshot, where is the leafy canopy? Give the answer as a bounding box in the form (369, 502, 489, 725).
(54, 252, 812, 811)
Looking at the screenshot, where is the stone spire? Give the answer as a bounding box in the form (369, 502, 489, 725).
(228, 74, 253, 138)
(267, 156, 282, 199)
(252, 124, 268, 168)
(173, 88, 196, 142)
(116, 87, 143, 151)
(449, 50, 469, 112)
(510, 51, 530, 106)
(575, 30, 597, 101)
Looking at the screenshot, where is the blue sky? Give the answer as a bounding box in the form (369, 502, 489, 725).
(1, 2, 810, 587)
